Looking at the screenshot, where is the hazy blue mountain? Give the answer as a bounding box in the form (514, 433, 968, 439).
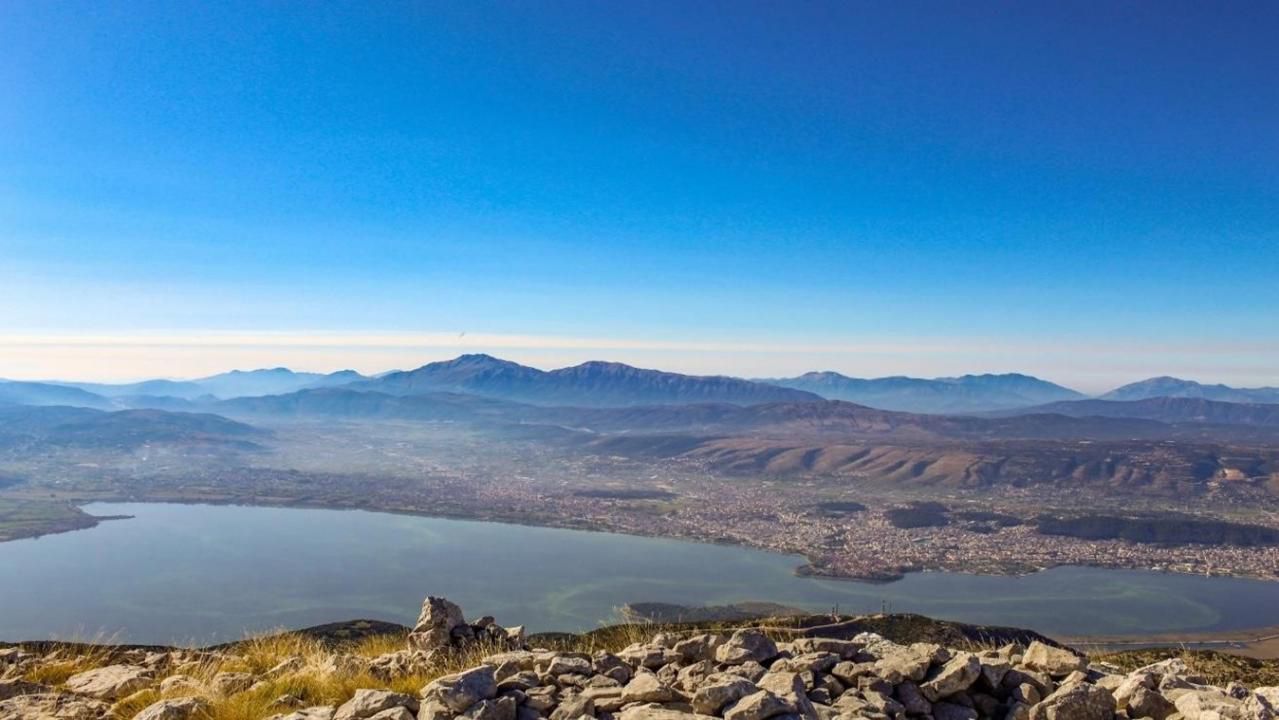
(205, 386, 1271, 444)
(1004, 396, 1279, 427)
(216, 387, 521, 422)
(69, 378, 207, 399)
(189, 368, 366, 398)
(0, 405, 263, 450)
(351, 354, 821, 407)
(0, 381, 114, 409)
(1102, 376, 1279, 404)
(764, 371, 1085, 413)
(62, 368, 368, 400)
(116, 394, 209, 411)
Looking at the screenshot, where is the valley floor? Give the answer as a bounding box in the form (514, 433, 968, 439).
(3, 421, 1279, 589)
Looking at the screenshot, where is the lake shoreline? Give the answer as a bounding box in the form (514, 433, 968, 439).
(5, 501, 1279, 644)
(4, 492, 1279, 587)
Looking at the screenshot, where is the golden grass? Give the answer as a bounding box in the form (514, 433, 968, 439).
(350, 631, 411, 659)
(137, 631, 542, 719)
(112, 689, 161, 719)
(214, 632, 329, 676)
(1096, 647, 1279, 687)
(21, 641, 118, 686)
(14, 614, 1036, 720)
(197, 671, 425, 720)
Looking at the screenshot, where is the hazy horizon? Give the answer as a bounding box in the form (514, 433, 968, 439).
(4, 336, 1278, 396)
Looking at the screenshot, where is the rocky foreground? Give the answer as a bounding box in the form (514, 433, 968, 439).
(2, 597, 1277, 720)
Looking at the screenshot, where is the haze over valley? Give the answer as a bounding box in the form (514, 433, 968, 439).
(4, 354, 1278, 591)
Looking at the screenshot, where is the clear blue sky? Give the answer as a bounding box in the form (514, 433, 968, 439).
(1, 1, 1276, 390)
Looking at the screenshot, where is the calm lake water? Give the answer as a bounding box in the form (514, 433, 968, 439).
(3, 502, 1279, 645)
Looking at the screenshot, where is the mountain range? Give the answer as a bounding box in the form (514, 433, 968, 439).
(2, 355, 1278, 420)
(1003, 396, 1279, 428)
(0, 381, 116, 410)
(208, 386, 1279, 446)
(1101, 376, 1279, 404)
(764, 371, 1085, 413)
(0, 405, 262, 450)
(348, 354, 822, 406)
(63, 367, 367, 400)
(4, 357, 1278, 494)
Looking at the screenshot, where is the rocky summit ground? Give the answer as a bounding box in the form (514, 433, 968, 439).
(2, 597, 1278, 720)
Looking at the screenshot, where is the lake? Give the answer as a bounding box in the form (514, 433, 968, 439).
(3, 502, 1279, 645)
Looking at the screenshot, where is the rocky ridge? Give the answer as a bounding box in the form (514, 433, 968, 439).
(2, 598, 1277, 720)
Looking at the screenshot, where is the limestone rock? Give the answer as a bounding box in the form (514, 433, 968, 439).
(460, 696, 517, 720)
(618, 706, 719, 720)
(211, 671, 255, 696)
(875, 645, 935, 684)
(789, 638, 860, 659)
(921, 653, 981, 702)
(0, 692, 112, 720)
(1128, 685, 1176, 720)
(0, 680, 48, 701)
(675, 635, 726, 664)
(692, 675, 757, 716)
(726, 662, 768, 684)
(723, 690, 793, 720)
(1174, 688, 1240, 719)
(715, 631, 779, 666)
(549, 693, 594, 720)
(1030, 681, 1116, 720)
(267, 706, 335, 720)
(64, 665, 152, 700)
(417, 700, 454, 720)
(1022, 643, 1086, 677)
(333, 689, 419, 720)
(268, 657, 307, 678)
(756, 672, 815, 720)
(410, 597, 467, 653)
(830, 692, 869, 716)
(774, 653, 838, 675)
(159, 675, 203, 697)
(1243, 691, 1278, 720)
(547, 656, 593, 677)
(619, 644, 673, 670)
(896, 680, 932, 715)
(422, 666, 498, 713)
(133, 697, 209, 720)
(1113, 673, 1156, 709)
(621, 671, 680, 704)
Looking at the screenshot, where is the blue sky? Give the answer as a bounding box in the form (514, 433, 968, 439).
(1, 1, 1276, 391)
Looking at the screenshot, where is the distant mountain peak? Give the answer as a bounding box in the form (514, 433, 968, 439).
(224, 367, 294, 376)
(1102, 377, 1279, 403)
(353, 354, 819, 407)
(423, 353, 526, 371)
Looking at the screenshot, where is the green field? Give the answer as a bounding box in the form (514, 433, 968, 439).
(0, 498, 99, 542)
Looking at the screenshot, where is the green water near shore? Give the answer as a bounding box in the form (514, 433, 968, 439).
(2, 502, 1278, 645)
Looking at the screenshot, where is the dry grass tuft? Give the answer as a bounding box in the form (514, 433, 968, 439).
(349, 631, 410, 659)
(1096, 647, 1279, 687)
(21, 642, 117, 686)
(112, 689, 161, 718)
